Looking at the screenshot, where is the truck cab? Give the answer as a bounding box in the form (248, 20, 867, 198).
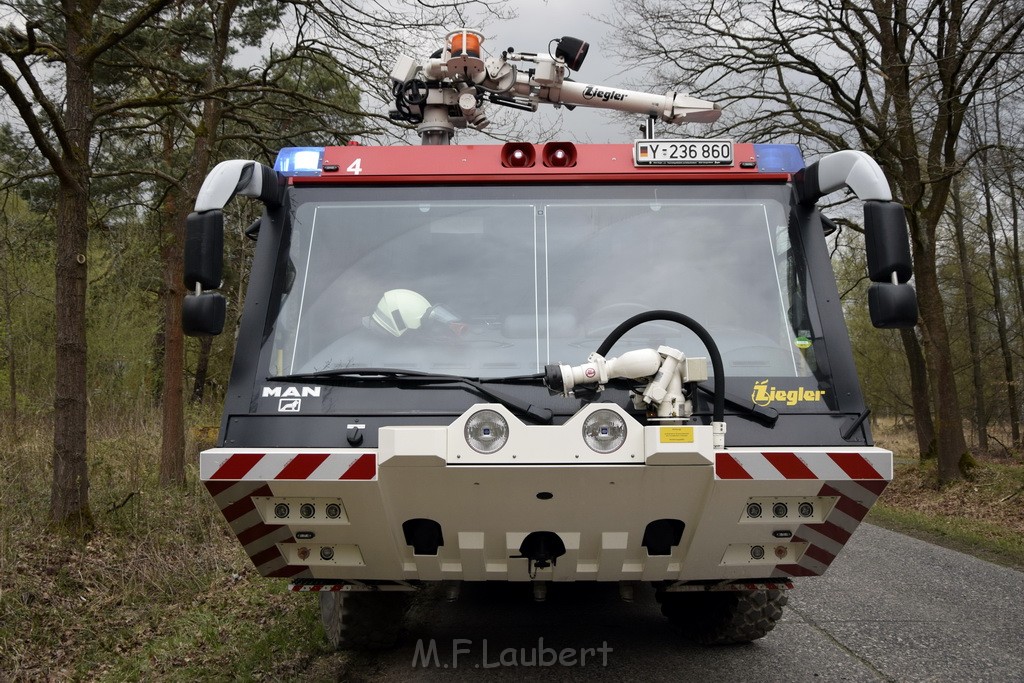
(183, 31, 916, 649)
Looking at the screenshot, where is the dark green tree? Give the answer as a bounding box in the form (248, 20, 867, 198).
(92, 1, 363, 485)
(1, 0, 175, 531)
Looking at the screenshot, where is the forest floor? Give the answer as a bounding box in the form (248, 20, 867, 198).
(870, 424, 1024, 570)
(1, 417, 1021, 680)
(0, 415, 333, 681)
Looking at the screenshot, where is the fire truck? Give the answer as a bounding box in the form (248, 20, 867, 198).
(182, 30, 917, 649)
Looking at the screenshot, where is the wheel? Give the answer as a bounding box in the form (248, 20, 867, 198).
(659, 589, 788, 645)
(319, 590, 412, 650)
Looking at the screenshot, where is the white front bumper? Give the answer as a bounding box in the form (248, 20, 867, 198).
(200, 403, 891, 583)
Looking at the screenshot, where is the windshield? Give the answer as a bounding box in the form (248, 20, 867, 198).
(265, 184, 819, 381)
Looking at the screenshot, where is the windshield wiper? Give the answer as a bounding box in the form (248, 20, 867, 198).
(268, 368, 553, 424)
(695, 381, 779, 427)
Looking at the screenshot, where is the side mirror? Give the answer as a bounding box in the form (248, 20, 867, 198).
(864, 201, 912, 283)
(797, 150, 892, 205)
(868, 282, 918, 328)
(184, 210, 224, 291)
(183, 293, 226, 337)
(862, 200, 916, 329)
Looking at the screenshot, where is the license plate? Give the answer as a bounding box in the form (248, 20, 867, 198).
(634, 139, 734, 167)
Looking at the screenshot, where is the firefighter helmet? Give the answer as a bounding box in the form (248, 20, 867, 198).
(367, 289, 432, 337)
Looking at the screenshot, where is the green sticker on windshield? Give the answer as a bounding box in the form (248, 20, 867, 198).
(794, 336, 812, 349)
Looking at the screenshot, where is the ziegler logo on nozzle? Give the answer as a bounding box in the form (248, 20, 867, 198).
(582, 86, 627, 102)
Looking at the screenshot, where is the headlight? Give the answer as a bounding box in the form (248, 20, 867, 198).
(465, 409, 509, 454)
(582, 409, 627, 454)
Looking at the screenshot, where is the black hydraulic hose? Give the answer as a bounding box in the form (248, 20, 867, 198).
(595, 310, 725, 423)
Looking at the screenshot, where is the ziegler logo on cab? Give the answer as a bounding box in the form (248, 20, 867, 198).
(751, 380, 825, 407)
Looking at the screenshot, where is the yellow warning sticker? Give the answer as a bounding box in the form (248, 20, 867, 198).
(660, 427, 694, 443)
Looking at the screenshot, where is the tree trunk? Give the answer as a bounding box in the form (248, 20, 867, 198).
(907, 208, 970, 482)
(51, 8, 93, 529)
(150, 321, 165, 402)
(997, 123, 1024, 446)
(156, 127, 221, 485)
(1007, 167, 1024, 327)
(918, 271, 969, 472)
(191, 336, 213, 404)
(158, 181, 186, 487)
(899, 326, 936, 459)
(871, 0, 972, 483)
(950, 182, 988, 451)
(52, 181, 92, 529)
(2, 235, 16, 442)
(158, 0, 233, 484)
(981, 165, 1020, 447)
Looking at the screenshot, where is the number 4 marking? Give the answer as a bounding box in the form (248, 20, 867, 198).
(346, 158, 363, 175)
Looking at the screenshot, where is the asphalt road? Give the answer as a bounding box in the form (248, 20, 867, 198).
(337, 524, 1024, 681)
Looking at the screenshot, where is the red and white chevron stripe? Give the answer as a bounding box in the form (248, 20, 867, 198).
(774, 478, 889, 578)
(715, 451, 890, 481)
(200, 451, 377, 580)
(201, 451, 377, 482)
(204, 479, 311, 579)
(713, 450, 891, 579)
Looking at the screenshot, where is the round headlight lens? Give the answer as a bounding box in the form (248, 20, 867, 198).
(582, 409, 627, 454)
(465, 409, 509, 454)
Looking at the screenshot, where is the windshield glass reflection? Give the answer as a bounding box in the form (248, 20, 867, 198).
(267, 185, 816, 381)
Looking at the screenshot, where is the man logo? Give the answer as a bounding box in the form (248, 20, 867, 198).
(278, 398, 302, 412)
(263, 386, 321, 398)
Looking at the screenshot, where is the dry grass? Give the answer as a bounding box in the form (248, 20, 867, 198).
(0, 412, 332, 681)
(3, 418, 1021, 678)
(871, 424, 1024, 569)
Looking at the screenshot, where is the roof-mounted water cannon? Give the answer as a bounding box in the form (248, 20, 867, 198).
(445, 29, 487, 81)
(552, 36, 589, 71)
(390, 30, 722, 145)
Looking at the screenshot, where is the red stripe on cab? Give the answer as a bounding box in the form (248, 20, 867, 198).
(763, 452, 818, 479)
(275, 453, 330, 480)
(211, 453, 265, 480)
(340, 453, 376, 480)
(715, 453, 753, 479)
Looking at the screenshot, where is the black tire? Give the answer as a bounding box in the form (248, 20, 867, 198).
(319, 590, 412, 650)
(659, 589, 788, 645)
